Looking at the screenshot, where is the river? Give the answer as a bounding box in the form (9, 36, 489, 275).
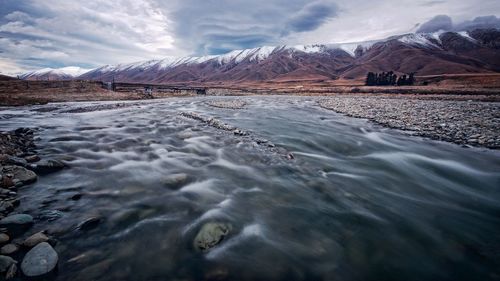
(0, 96, 499, 281)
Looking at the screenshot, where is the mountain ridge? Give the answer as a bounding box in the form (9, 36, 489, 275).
(20, 29, 500, 83)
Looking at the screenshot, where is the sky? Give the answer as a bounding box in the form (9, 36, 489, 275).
(0, 0, 499, 75)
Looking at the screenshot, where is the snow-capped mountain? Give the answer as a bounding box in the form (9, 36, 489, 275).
(23, 28, 500, 83)
(20, 66, 92, 80)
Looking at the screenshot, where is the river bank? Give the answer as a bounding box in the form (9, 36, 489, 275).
(0, 128, 65, 279)
(319, 95, 500, 149)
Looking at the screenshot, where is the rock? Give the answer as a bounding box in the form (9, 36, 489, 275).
(21, 242, 58, 277)
(5, 263, 16, 279)
(0, 214, 33, 226)
(5, 157, 27, 167)
(69, 193, 83, 201)
(23, 232, 49, 248)
(163, 173, 188, 189)
(0, 255, 16, 272)
(0, 202, 14, 214)
(0, 233, 9, 244)
(194, 222, 232, 251)
(2, 166, 37, 186)
(0, 244, 18, 255)
(24, 155, 40, 163)
(29, 159, 65, 175)
(77, 216, 102, 231)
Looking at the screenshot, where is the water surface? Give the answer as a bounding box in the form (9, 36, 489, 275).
(1, 96, 499, 281)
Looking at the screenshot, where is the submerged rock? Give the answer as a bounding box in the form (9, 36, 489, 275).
(163, 173, 188, 189)
(0, 255, 16, 272)
(77, 216, 102, 231)
(21, 242, 58, 277)
(29, 159, 66, 175)
(0, 214, 33, 228)
(0, 244, 18, 255)
(0, 234, 9, 244)
(194, 222, 232, 251)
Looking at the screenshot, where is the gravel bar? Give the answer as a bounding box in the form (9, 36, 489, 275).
(319, 96, 500, 149)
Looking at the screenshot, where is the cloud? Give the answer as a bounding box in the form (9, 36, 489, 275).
(417, 14, 500, 33)
(158, 0, 339, 55)
(285, 1, 338, 33)
(416, 15, 453, 33)
(455, 15, 500, 31)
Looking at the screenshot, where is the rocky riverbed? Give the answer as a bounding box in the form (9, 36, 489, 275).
(0, 128, 65, 279)
(319, 95, 500, 149)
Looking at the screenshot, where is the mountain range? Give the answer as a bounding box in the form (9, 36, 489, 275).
(19, 28, 500, 84)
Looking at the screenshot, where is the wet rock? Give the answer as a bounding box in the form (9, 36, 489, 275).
(77, 216, 102, 231)
(0, 255, 16, 272)
(5, 263, 16, 279)
(0, 214, 33, 226)
(0, 244, 18, 255)
(163, 173, 188, 189)
(0, 202, 14, 214)
(194, 222, 232, 251)
(1, 166, 37, 186)
(23, 232, 49, 248)
(29, 159, 66, 175)
(0, 233, 9, 244)
(24, 155, 40, 163)
(21, 242, 58, 277)
(5, 157, 27, 167)
(69, 193, 83, 201)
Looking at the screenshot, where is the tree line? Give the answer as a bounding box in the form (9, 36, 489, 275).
(365, 71, 415, 86)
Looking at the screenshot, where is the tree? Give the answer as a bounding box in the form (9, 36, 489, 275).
(407, 73, 415, 86)
(365, 72, 376, 86)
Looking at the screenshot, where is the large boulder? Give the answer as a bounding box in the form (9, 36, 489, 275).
(1, 166, 37, 187)
(21, 242, 58, 277)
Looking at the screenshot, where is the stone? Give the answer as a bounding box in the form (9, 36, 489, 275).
(0, 202, 14, 214)
(0, 214, 33, 226)
(0, 233, 9, 244)
(0, 244, 18, 255)
(0, 255, 16, 272)
(24, 155, 40, 163)
(29, 159, 65, 175)
(21, 242, 58, 277)
(5, 263, 16, 279)
(77, 216, 102, 231)
(23, 232, 49, 248)
(2, 166, 37, 186)
(194, 222, 232, 251)
(163, 173, 188, 189)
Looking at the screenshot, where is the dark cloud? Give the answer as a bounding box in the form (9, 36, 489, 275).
(417, 14, 500, 33)
(416, 15, 453, 33)
(286, 1, 338, 33)
(418, 0, 447, 7)
(455, 15, 500, 31)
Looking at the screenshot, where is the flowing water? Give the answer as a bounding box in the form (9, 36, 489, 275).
(0, 96, 499, 281)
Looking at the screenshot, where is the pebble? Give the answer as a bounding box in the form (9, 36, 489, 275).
(0, 255, 16, 272)
(0, 214, 34, 227)
(23, 231, 49, 248)
(0, 244, 18, 255)
(0, 234, 9, 244)
(319, 96, 500, 149)
(21, 242, 58, 277)
(29, 159, 65, 175)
